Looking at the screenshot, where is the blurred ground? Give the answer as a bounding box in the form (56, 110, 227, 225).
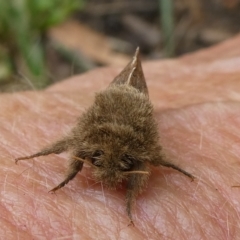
(1, 0, 240, 92)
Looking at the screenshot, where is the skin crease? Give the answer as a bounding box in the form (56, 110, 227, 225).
(1, 35, 240, 239)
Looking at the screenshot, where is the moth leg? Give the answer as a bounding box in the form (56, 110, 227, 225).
(15, 138, 70, 163)
(126, 165, 149, 225)
(49, 156, 83, 192)
(159, 160, 194, 181)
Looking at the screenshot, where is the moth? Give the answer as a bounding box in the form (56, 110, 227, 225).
(15, 48, 194, 225)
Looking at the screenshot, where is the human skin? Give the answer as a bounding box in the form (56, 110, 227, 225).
(1, 35, 240, 239)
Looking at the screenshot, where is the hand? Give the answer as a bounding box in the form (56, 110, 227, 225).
(2, 36, 240, 238)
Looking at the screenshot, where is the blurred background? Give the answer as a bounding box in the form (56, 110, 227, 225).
(0, 0, 239, 92)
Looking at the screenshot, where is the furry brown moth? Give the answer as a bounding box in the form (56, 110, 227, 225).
(15, 48, 194, 225)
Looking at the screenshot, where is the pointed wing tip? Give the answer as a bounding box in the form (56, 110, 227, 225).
(131, 47, 141, 66)
(134, 47, 140, 58)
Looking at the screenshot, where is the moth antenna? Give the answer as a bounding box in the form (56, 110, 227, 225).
(72, 156, 96, 168)
(110, 47, 148, 95)
(123, 170, 149, 175)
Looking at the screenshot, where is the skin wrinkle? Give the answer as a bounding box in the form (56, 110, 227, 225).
(3, 192, 37, 237)
(17, 160, 59, 192)
(212, 205, 233, 238)
(158, 105, 240, 240)
(196, 184, 235, 238)
(0, 220, 21, 239)
(145, 188, 187, 237)
(188, 205, 217, 238)
(213, 206, 232, 239)
(71, 184, 125, 236)
(187, 209, 205, 240)
(226, 213, 230, 240)
(41, 200, 73, 237)
(171, 197, 196, 236)
(13, 163, 83, 238)
(175, 200, 197, 234)
(87, 208, 120, 240)
(166, 206, 183, 239)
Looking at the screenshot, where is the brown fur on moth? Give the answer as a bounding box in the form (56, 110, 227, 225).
(15, 48, 194, 225)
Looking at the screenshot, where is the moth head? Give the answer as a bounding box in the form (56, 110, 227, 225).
(87, 149, 147, 189)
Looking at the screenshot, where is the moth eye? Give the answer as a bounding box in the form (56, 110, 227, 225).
(92, 150, 104, 158)
(119, 154, 135, 171)
(91, 150, 104, 167)
(91, 159, 102, 167)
